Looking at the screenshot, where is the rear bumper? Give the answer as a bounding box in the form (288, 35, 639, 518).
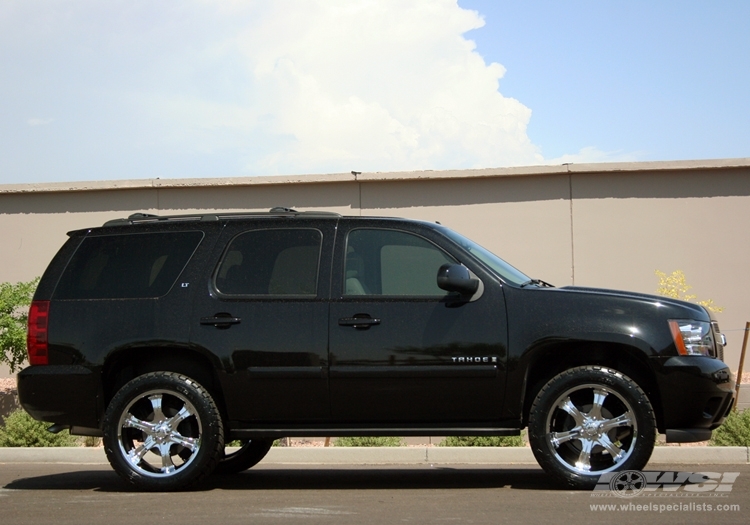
(17, 365, 102, 429)
(655, 356, 735, 437)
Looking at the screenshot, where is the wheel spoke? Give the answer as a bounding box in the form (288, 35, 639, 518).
(550, 429, 581, 447)
(123, 413, 155, 434)
(167, 405, 195, 428)
(600, 412, 633, 432)
(596, 433, 624, 462)
(589, 389, 609, 419)
(157, 444, 176, 474)
(127, 435, 156, 466)
(558, 397, 586, 426)
(574, 438, 595, 471)
(170, 432, 199, 452)
(149, 394, 166, 422)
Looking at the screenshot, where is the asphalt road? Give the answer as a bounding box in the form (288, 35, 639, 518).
(1, 462, 748, 525)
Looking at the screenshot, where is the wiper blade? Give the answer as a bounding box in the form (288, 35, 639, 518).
(520, 278, 555, 288)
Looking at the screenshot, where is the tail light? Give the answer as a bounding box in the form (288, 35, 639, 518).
(27, 300, 50, 365)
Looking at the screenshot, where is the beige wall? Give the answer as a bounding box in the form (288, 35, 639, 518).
(2, 159, 749, 377)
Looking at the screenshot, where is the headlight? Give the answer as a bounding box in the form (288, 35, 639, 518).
(668, 320, 714, 356)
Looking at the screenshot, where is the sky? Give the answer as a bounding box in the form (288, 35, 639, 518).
(0, 0, 748, 185)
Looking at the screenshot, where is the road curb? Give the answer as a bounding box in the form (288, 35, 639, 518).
(0, 446, 748, 465)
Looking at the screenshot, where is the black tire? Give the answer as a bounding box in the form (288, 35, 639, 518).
(528, 366, 656, 490)
(214, 439, 274, 475)
(103, 372, 224, 491)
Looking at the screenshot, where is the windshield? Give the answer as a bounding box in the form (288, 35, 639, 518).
(438, 227, 530, 286)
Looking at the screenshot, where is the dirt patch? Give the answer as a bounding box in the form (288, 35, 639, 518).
(0, 377, 17, 394)
(0, 377, 19, 425)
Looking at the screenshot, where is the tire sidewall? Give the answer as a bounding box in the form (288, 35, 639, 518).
(103, 372, 224, 491)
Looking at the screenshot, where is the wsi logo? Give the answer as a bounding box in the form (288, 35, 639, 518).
(592, 470, 740, 498)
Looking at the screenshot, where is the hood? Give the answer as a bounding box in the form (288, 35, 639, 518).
(558, 285, 709, 318)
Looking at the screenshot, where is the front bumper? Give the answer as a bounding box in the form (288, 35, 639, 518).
(17, 365, 102, 430)
(654, 356, 735, 440)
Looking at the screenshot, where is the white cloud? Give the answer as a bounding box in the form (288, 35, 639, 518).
(219, 0, 544, 174)
(26, 118, 53, 126)
(1, 0, 545, 181)
(545, 146, 643, 165)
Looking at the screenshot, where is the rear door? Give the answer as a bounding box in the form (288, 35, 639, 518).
(328, 219, 508, 424)
(191, 218, 335, 423)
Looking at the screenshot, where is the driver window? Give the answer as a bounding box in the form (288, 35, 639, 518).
(344, 229, 454, 296)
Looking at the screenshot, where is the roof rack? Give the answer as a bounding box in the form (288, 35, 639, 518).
(102, 208, 342, 227)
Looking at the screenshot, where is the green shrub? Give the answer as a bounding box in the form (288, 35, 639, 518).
(710, 409, 750, 447)
(440, 435, 525, 447)
(0, 408, 79, 447)
(333, 436, 404, 447)
(0, 278, 40, 373)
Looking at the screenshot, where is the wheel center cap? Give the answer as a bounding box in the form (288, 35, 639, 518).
(154, 423, 170, 440)
(582, 419, 601, 437)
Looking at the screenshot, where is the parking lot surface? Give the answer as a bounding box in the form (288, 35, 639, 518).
(1, 462, 747, 525)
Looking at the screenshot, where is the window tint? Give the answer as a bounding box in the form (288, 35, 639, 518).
(55, 231, 203, 299)
(216, 229, 322, 296)
(345, 229, 454, 296)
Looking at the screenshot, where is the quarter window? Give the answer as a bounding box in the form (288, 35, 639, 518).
(54, 231, 203, 299)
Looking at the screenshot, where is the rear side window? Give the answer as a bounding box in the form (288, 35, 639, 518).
(55, 231, 203, 299)
(215, 229, 322, 296)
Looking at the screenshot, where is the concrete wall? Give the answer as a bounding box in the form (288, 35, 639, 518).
(1, 159, 749, 378)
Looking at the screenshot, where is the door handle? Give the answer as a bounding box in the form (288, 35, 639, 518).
(338, 315, 381, 329)
(200, 314, 241, 328)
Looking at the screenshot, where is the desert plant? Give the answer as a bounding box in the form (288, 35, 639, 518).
(81, 436, 102, 447)
(439, 435, 525, 447)
(0, 408, 79, 447)
(655, 270, 723, 313)
(333, 436, 404, 447)
(228, 439, 283, 447)
(710, 409, 750, 447)
(0, 278, 40, 373)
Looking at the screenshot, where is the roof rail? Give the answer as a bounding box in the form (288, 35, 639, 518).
(102, 208, 342, 227)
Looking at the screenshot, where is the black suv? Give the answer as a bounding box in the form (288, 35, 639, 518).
(18, 208, 735, 491)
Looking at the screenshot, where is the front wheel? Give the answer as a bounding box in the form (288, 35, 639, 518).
(103, 372, 224, 491)
(528, 366, 656, 489)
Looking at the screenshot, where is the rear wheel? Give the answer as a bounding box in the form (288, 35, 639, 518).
(215, 439, 274, 475)
(103, 372, 224, 491)
(528, 366, 656, 489)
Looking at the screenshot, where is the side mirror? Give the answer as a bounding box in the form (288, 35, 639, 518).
(437, 263, 479, 295)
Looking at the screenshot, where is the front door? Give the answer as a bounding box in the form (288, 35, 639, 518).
(328, 221, 508, 424)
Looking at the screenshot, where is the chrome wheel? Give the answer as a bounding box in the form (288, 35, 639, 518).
(528, 366, 655, 489)
(104, 372, 223, 491)
(117, 389, 202, 477)
(546, 383, 637, 474)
